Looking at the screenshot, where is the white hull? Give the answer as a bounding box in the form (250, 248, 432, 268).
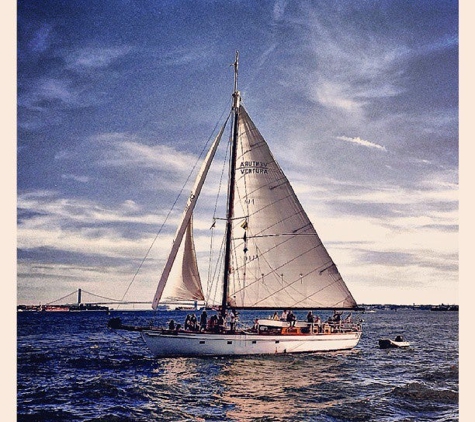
(141, 330, 362, 357)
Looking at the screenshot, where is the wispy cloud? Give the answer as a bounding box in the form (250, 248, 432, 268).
(22, 77, 78, 109)
(277, 4, 408, 114)
(336, 136, 387, 151)
(159, 46, 214, 67)
(61, 174, 90, 183)
(29, 23, 53, 53)
(18, 45, 131, 126)
(96, 138, 197, 172)
(273, 0, 288, 22)
(65, 46, 132, 71)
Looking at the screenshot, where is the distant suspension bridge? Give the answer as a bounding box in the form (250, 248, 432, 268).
(17, 289, 200, 311)
(45, 288, 153, 307)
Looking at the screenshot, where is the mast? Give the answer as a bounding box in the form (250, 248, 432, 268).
(221, 51, 240, 316)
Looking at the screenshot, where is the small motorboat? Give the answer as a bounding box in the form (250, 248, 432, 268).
(378, 335, 410, 349)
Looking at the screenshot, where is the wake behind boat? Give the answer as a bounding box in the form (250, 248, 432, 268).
(109, 52, 363, 357)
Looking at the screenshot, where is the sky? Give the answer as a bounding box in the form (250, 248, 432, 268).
(16, 0, 459, 307)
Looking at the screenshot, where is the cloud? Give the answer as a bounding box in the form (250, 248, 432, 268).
(86, 133, 217, 194)
(336, 136, 387, 151)
(29, 23, 53, 53)
(28, 77, 78, 108)
(159, 46, 214, 67)
(314, 80, 363, 112)
(93, 135, 197, 173)
(18, 191, 158, 227)
(274, 4, 409, 115)
(65, 46, 132, 71)
(273, 0, 287, 22)
(61, 174, 90, 183)
(17, 191, 172, 265)
(18, 45, 132, 129)
(290, 163, 457, 303)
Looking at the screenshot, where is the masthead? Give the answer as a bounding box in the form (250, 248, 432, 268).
(232, 51, 240, 109)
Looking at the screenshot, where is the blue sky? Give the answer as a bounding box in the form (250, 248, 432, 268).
(16, 0, 459, 307)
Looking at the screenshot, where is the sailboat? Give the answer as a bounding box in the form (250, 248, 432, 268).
(110, 52, 362, 357)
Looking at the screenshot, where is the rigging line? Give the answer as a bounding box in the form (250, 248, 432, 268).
(208, 234, 227, 305)
(119, 105, 232, 307)
(206, 225, 225, 303)
(237, 173, 288, 199)
(206, 226, 216, 302)
(212, 119, 231, 221)
(206, 114, 232, 303)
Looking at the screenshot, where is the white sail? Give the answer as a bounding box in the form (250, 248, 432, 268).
(151, 119, 228, 309)
(228, 106, 357, 309)
(160, 217, 204, 302)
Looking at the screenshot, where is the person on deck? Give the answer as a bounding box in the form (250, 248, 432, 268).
(281, 309, 288, 321)
(307, 311, 314, 323)
(314, 315, 321, 333)
(229, 309, 238, 333)
(287, 310, 296, 327)
(208, 314, 218, 332)
(190, 314, 198, 331)
(184, 314, 191, 330)
(217, 314, 225, 333)
(200, 310, 208, 332)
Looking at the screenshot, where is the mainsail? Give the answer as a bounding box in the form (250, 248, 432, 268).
(227, 106, 357, 309)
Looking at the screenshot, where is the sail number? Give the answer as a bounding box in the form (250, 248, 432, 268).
(245, 254, 259, 262)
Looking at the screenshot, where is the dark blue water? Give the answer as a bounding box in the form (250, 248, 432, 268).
(17, 309, 458, 421)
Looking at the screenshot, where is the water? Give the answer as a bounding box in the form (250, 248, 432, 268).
(17, 309, 459, 421)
